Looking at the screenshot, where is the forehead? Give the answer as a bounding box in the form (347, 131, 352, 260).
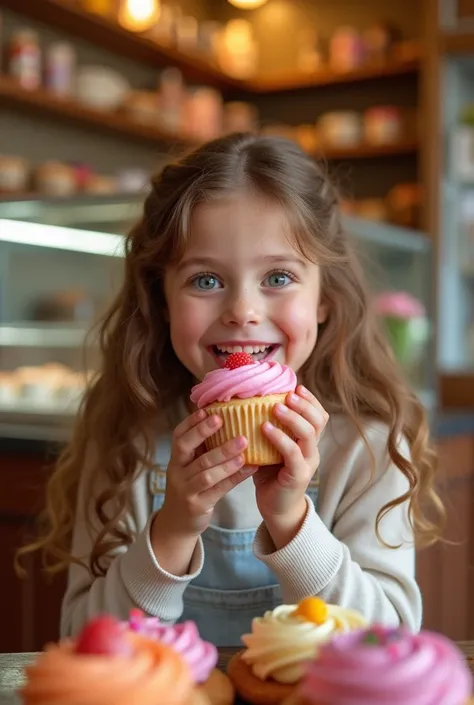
(186, 193, 297, 257)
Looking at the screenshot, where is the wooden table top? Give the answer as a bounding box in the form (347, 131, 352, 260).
(1, 644, 473, 705)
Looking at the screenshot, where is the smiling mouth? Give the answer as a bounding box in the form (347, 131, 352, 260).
(210, 343, 279, 366)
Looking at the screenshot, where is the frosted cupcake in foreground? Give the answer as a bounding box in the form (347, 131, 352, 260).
(227, 597, 367, 705)
(126, 609, 234, 705)
(284, 625, 473, 705)
(21, 615, 209, 705)
(190, 352, 297, 465)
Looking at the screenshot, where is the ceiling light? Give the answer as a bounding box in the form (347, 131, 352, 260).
(227, 0, 269, 9)
(118, 0, 161, 32)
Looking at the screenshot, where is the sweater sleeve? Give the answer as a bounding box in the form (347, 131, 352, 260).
(60, 467, 204, 638)
(253, 422, 422, 631)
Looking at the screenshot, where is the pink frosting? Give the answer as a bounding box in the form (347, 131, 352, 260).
(190, 360, 297, 408)
(300, 626, 472, 705)
(125, 611, 217, 684)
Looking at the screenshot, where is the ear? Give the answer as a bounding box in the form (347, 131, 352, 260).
(317, 301, 329, 324)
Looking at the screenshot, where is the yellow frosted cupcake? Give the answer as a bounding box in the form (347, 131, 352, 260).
(190, 352, 297, 466)
(227, 598, 368, 705)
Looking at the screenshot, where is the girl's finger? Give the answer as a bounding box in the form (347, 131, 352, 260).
(262, 422, 305, 468)
(172, 413, 223, 465)
(202, 465, 258, 505)
(188, 458, 256, 495)
(296, 386, 329, 421)
(283, 394, 327, 439)
(273, 403, 317, 443)
(186, 436, 248, 479)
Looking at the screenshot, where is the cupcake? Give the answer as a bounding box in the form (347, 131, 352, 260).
(284, 625, 474, 705)
(21, 614, 209, 705)
(227, 597, 368, 705)
(190, 352, 297, 465)
(126, 609, 234, 705)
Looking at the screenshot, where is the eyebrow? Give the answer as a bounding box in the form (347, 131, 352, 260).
(176, 254, 308, 272)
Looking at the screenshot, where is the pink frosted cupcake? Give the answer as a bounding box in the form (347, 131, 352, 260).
(190, 352, 297, 465)
(285, 625, 473, 705)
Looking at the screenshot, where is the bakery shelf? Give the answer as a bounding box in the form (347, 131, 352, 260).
(0, 76, 419, 158)
(252, 55, 420, 93)
(0, 75, 192, 147)
(0, 324, 88, 348)
(0, 0, 246, 91)
(0, 0, 420, 94)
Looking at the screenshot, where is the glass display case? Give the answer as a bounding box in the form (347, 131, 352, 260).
(440, 56, 474, 373)
(0, 195, 435, 439)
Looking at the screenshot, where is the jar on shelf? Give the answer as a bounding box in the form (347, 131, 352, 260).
(35, 161, 78, 197)
(8, 29, 41, 90)
(329, 26, 364, 72)
(184, 87, 223, 142)
(158, 67, 186, 133)
(317, 111, 363, 147)
(45, 42, 76, 97)
(223, 102, 258, 134)
(0, 155, 30, 193)
(364, 106, 404, 145)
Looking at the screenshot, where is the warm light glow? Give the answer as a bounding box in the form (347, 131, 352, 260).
(227, 0, 268, 9)
(118, 0, 161, 32)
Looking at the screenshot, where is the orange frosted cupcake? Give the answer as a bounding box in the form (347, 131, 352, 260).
(21, 615, 209, 705)
(190, 352, 297, 465)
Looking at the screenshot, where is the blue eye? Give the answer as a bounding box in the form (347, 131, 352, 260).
(192, 274, 221, 290)
(264, 271, 294, 288)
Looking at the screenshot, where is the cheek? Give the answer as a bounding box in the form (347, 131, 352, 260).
(168, 296, 210, 348)
(275, 295, 319, 344)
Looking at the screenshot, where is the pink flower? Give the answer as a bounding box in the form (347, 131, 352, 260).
(374, 291, 425, 319)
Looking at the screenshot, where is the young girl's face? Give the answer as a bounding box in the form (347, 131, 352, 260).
(164, 192, 328, 381)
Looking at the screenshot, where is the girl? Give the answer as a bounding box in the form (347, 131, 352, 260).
(21, 133, 443, 646)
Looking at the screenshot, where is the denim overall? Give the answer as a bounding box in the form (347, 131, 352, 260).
(150, 436, 320, 646)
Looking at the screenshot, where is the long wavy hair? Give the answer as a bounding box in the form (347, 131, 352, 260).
(17, 133, 444, 577)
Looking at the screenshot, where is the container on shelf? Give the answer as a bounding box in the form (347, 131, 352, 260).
(317, 111, 363, 148)
(35, 162, 78, 197)
(364, 106, 404, 146)
(45, 42, 76, 98)
(184, 87, 223, 142)
(223, 102, 258, 134)
(0, 156, 30, 194)
(329, 26, 364, 72)
(8, 30, 41, 91)
(75, 65, 130, 111)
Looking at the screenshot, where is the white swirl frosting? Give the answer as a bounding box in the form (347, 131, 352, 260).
(241, 603, 368, 684)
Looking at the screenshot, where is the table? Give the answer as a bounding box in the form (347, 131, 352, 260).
(1, 645, 473, 704)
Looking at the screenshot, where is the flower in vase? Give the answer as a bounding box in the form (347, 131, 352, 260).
(374, 291, 429, 369)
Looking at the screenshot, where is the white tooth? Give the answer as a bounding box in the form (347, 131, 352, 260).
(234, 345, 243, 353)
(243, 346, 254, 354)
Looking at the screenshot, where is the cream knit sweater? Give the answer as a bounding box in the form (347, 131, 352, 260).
(60, 414, 422, 637)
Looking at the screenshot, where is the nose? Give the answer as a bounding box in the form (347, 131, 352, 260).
(221, 289, 262, 327)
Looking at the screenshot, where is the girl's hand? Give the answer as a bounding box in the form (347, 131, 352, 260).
(155, 409, 257, 539)
(254, 385, 329, 549)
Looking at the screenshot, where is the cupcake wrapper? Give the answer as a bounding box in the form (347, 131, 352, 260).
(204, 394, 294, 466)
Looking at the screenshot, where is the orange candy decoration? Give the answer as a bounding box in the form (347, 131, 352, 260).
(293, 597, 328, 625)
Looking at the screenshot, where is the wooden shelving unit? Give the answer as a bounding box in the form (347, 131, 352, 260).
(0, 0, 420, 94)
(0, 75, 418, 159)
(0, 75, 192, 147)
(253, 55, 420, 93)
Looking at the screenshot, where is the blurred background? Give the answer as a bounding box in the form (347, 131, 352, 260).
(0, 0, 472, 651)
